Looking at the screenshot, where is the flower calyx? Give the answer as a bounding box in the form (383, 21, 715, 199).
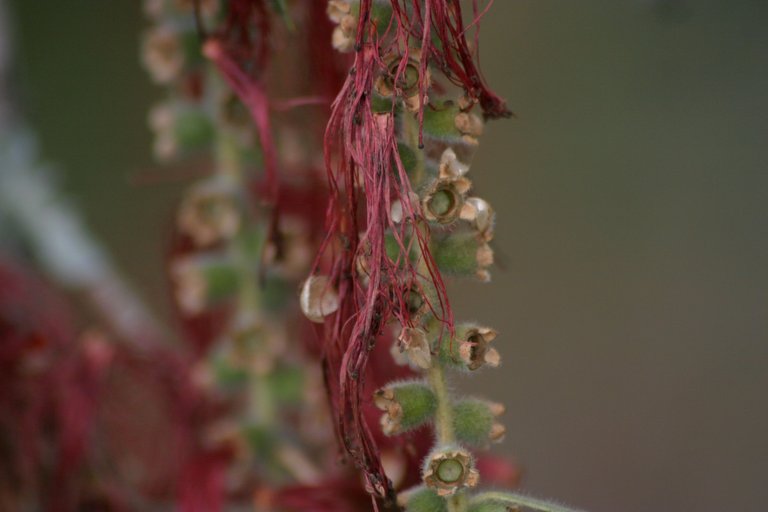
(374, 380, 436, 436)
(458, 324, 500, 371)
(422, 446, 479, 496)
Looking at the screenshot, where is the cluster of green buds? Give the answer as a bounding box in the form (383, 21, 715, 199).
(141, 0, 328, 495)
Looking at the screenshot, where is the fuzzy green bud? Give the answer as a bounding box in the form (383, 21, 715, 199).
(453, 398, 506, 446)
(431, 230, 493, 282)
(422, 445, 480, 496)
(398, 486, 447, 512)
(422, 100, 464, 141)
(436, 323, 500, 372)
(374, 380, 437, 435)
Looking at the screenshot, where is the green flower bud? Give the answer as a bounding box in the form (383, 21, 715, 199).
(422, 100, 464, 141)
(431, 230, 493, 282)
(398, 486, 447, 512)
(436, 323, 500, 371)
(453, 398, 506, 446)
(374, 380, 437, 435)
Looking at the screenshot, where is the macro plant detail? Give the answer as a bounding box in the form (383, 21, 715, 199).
(0, 0, 589, 511)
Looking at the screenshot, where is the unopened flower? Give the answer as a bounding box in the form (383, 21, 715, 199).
(142, 25, 184, 84)
(396, 486, 444, 511)
(374, 380, 436, 436)
(453, 398, 506, 446)
(431, 228, 494, 281)
(396, 327, 432, 369)
(177, 176, 241, 247)
(422, 446, 479, 496)
(458, 324, 500, 370)
(299, 275, 340, 323)
(460, 197, 495, 242)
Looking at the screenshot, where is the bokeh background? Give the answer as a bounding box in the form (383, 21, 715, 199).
(6, 1, 768, 511)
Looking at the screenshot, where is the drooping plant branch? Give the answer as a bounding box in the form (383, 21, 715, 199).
(299, 2, 586, 512)
(1, 1, 588, 510)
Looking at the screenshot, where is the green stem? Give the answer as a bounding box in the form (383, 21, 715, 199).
(470, 492, 588, 512)
(427, 362, 454, 444)
(426, 345, 467, 512)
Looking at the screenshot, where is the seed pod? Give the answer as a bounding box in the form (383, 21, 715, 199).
(437, 323, 500, 371)
(397, 486, 447, 512)
(396, 327, 432, 369)
(453, 398, 506, 446)
(422, 446, 480, 496)
(299, 275, 340, 323)
(431, 230, 493, 282)
(421, 101, 480, 169)
(374, 380, 437, 435)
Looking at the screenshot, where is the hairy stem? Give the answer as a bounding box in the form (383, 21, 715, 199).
(427, 362, 454, 445)
(470, 492, 587, 512)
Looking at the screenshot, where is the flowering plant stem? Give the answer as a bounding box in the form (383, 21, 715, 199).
(470, 492, 587, 512)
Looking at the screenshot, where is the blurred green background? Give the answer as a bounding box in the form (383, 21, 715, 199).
(7, 1, 768, 511)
